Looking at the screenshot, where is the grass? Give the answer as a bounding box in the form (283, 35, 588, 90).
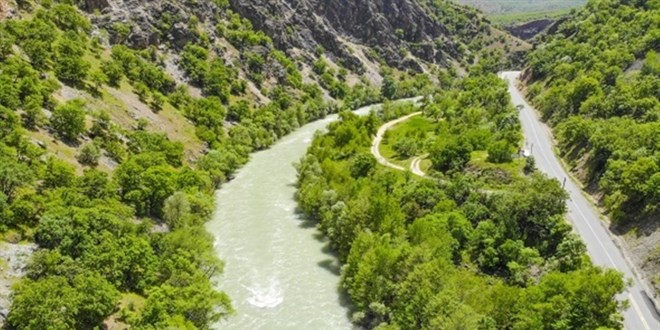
(380, 116, 435, 161)
(104, 292, 147, 329)
(103, 80, 205, 161)
(26, 129, 87, 174)
(469, 150, 525, 175)
(119, 292, 147, 311)
(379, 115, 436, 168)
(468, 150, 528, 190)
(376, 114, 534, 189)
(420, 159, 433, 172)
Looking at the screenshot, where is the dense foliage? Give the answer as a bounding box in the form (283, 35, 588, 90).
(0, 0, 450, 327)
(0, 3, 237, 328)
(525, 0, 659, 223)
(296, 73, 626, 329)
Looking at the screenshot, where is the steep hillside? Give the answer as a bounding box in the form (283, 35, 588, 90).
(523, 0, 659, 295)
(229, 0, 528, 76)
(0, 0, 376, 328)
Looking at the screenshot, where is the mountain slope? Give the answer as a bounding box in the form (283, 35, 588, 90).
(229, 0, 528, 75)
(523, 0, 659, 298)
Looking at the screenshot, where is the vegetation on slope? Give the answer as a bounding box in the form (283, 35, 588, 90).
(0, 2, 235, 328)
(524, 0, 659, 294)
(450, 0, 585, 24)
(525, 0, 659, 224)
(0, 0, 454, 327)
(418, 0, 531, 67)
(295, 71, 627, 329)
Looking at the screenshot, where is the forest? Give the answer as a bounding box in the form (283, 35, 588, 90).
(525, 0, 659, 224)
(0, 0, 445, 328)
(295, 72, 627, 329)
(0, 0, 654, 328)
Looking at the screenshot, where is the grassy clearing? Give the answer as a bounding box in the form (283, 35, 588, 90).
(380, 115, 529, 187)
(469, 150, 525, 175)
(469, 150, 527, 189)
(380, 115, 436, 167)
(26, 129, 88, 174)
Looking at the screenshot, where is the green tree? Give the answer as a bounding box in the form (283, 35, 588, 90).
(42, 158, 76, 189)
(88, 69, 107, 92)
(54, 32, 90, 85)
(22, 95, 46, 129)
(163, 192, 191, 229)
(50, 99, 86, 142)
(7, 273, 120, 330)
(77, 143, 101, 166)
(487, 140, 513, 163)
(393, 137, 418, 158)
(0, 158, 32, 201)
(101, 60, 123, 87)
(381, 75, 397, 100)
(523, 156, 536, 174)
(350, 153, 377, 178)
(0, 23, 15, 60)
(430, 137, 472, 172)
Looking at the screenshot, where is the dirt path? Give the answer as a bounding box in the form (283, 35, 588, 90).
(410, 155, 427, 177)
(370, 112, 423, 174)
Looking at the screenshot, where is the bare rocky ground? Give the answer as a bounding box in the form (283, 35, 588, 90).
(0, 243, 36, 326)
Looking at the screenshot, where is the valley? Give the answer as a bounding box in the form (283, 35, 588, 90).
(0, 0, 657, 329)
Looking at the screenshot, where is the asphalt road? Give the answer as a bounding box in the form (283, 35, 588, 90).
(501, 71, 659, 330)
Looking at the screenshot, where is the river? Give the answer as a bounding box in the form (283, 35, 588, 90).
(206, 104, 384, 329)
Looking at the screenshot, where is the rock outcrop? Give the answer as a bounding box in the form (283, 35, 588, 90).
(505, 19, 554, 40)
(92, 0, 219, 49)
(229, 0, 463, 72)
(88, 0, 519, 76)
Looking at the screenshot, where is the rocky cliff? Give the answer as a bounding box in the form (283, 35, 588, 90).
(229, 0, 461, 72)
(84, 0, 524, 78)
(505, 19, 554, 40)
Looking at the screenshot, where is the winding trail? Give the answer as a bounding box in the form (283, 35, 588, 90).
(410, 156, 427, 177)
(370, 112, 424, 174)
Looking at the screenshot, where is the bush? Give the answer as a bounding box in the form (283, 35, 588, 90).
(524, 156, 536, 174)
(101, 60, 123, 87)
(393, 137, 418, 158)
(54, 32, 90, 85)
(350, 153, 376, 178)
(487, 140, 513, 164)
(78, 143, 101, 166)
(430, 137, 472, 172)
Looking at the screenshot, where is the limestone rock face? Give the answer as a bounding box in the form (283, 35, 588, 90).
(228, 0, 461, 71)
(93, 0, 217, 50)
(89, 0, 499, 72)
